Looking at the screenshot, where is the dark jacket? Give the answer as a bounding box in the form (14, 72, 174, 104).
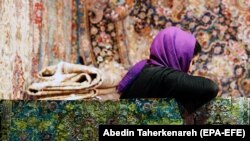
(120, 65, 218, 113)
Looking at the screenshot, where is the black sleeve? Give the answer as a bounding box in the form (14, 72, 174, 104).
(164, 70, 219, 112)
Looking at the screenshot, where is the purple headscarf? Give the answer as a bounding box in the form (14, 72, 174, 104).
(118, 27, 196, 93)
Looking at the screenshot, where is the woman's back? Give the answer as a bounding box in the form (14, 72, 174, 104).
(118, 27, 219, 113)
(121, 64, 218, 113)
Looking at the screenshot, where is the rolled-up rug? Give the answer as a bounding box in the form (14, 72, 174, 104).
(27, 61, 125, 100)
(35, 87, 118, 100)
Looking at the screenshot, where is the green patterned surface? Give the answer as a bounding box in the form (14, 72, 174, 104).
(0, 99, 182, 141)
(195, 97, 250, 125)
(0, 98, 249, 141)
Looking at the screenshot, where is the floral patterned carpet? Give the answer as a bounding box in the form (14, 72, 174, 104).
(0, 99, 181, 140)
(0, 98, 249, 140)
(0, 0, 249, 99)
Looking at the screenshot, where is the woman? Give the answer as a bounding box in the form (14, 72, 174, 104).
(118, 27, 218, 114)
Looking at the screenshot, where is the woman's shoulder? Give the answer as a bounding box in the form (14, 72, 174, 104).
(141, 64, 185, 80)
(143, 64, 181, 74)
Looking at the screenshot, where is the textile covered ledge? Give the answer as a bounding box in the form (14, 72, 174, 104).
(0, 98, 249, 141)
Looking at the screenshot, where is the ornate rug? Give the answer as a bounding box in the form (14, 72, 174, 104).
(0, 98, 249, 140)
(0, 0, 249, 99)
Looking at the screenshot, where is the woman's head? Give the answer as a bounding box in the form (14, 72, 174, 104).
(117, 27, 201, 93)
(149, 27, 199, 72)
(193, 41, 202, 57)
(188, 41, 202, 73)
